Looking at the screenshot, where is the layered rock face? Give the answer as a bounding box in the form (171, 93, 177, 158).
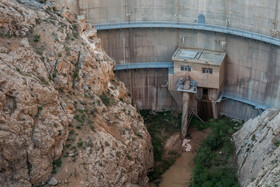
(0, 1, 153, 186)
(233, 108, 280, 187)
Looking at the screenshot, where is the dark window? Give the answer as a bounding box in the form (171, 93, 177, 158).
(202, 68, 213, 74)
(203, 88, 208, 96)
(181, 65, 191, 72)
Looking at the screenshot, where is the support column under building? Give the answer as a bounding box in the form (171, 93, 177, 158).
(181, 92, 190, 137)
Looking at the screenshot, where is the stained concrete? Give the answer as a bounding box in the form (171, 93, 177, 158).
(102, 29, 280, 107)
(62, 0, 280, 121)
(115, 69, 178, 110)
(63, 0, 280, 38)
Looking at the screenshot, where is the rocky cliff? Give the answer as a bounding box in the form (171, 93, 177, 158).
(233, 108, 280, 187)
(0, 0, 153, 186)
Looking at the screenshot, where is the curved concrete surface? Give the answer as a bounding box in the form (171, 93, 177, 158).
(63, 0, 280, 38)
(63, 0, 280, 120)
(114, 63, 271, 111)
(95, 22, 280, 46)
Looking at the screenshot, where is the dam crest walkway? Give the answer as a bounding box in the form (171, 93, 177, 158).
(95, 21, 280, 47)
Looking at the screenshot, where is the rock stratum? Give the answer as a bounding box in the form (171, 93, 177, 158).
(233, 108, 280, 187)
(0, 0, 153, 186)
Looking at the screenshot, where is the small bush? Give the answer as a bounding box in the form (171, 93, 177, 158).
(64, 46, 70, 51)
(274, 140, 280, 147)
(105, 141, 110, 146)
(73, 72, 78, 78)
(52, 158, 62, 174)
(77, 141, 83, 148)
(33, 35, 40, 42)
(100, 94, 111, 106)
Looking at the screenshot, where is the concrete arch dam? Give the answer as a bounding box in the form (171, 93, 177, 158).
(63, 0, 280, 122)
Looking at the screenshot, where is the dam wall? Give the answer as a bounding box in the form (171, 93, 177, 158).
(101, 30, 280, 113)
(62, 0, 280, 121)
(64, 0, 280, 38)
(115, 69, 178, 111)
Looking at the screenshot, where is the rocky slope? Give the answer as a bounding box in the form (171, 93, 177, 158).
(0, 0, 153, 186)
(233, 108, 280, 187)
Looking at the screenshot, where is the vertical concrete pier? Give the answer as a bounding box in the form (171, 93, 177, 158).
(181, 93, 190, 137)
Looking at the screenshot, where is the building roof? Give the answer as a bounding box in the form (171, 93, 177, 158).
(172, 48, 226, 66)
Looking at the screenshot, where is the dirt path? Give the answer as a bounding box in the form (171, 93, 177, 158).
(150, 128, 209, 187)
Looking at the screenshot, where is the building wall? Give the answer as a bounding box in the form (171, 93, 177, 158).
(172, 60, 221, 89)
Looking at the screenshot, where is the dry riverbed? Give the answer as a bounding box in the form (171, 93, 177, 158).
(149, 128, 209, 187)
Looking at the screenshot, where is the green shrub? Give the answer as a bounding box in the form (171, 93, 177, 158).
(140, 110, 181, 182)
(77, 141, 83, 148)
(51, 158, 62, 174)
(100, 94, 111, 106)
(33, 35, 40, 42)
(274, 140, 280, 147)
(190, 117, 241, 187)
(73, 72, 78, 78)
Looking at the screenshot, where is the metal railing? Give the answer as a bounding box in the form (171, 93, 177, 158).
(94, 21, 280, 46)
(217, 93, 271, 111)
(114, 62, 174, 74)
(176, 79, 197, 93)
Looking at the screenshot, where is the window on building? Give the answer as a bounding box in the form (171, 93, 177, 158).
(203, 88, 208, 96)
(202, 68, 213, 74)
(181, 65, 191, 72)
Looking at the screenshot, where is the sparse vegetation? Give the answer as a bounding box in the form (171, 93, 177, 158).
(77, 140, 83, 148)
(33, 35, 40, 42)
(38, 0, 46, 4)
(274, 140, 280, 147)
(105, 141, 110, 146)
(190, 117, 241, 187)
(100, 93, 111, 106)
(134, 130, 143, 138)
(52, 158, 62, 174)
(12, 99, 17, 110)
(64, 45, 69, 51)
(38, 76, 49, 85)
(140, 110, 181, 182)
